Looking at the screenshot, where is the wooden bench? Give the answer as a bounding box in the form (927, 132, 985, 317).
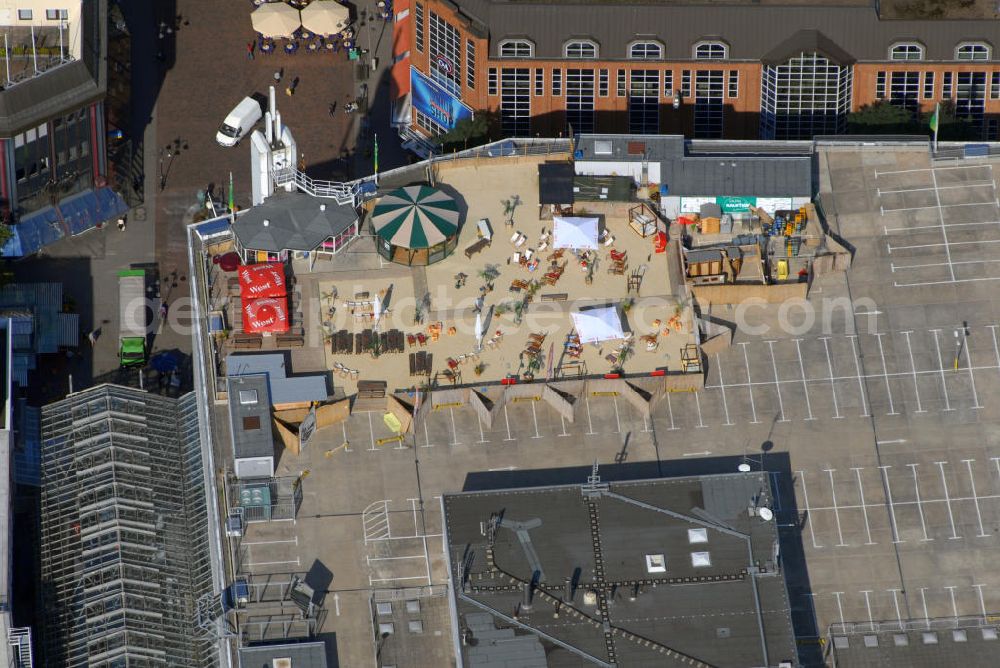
(358, 380, 387, 399)
(464, 238, 490, 259)
(230, 336, 262, 350)
(540, 293, 568, 302)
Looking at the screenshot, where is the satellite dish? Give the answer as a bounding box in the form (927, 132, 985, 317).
(758, 507, 774, 522)
(738, 463, 752, 473)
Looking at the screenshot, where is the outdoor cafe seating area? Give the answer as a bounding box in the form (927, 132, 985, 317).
(250, 0, 372, 58)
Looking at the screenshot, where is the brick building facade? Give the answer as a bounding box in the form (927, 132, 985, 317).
(389, 0, 1000, 143)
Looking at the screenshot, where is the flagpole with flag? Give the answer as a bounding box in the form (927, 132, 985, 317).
(930, 102, 940, 153)
(373, 133, 379, 185)
(228, 171, 235, 223)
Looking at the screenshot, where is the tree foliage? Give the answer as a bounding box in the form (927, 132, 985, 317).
(847, 99, 980, 140)
(432, 112, 495, 151)
(846, 100, 919, 134)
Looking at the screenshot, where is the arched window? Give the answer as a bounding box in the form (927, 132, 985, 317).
(956, 42, 990, 61)
(498, 39, 534, 59)
(564, 40, 598, 59)
(694, 41, 727, 60)
(629, 41, 663, 60)
(889, 43, 924, 61)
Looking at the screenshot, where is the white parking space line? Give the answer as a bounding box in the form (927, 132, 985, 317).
(901, 331, 926, 413)
(974, 584, 988, 617)
(367, 412, 377, 451)
(861, 590, 874, 626)
(945, 585, 959, 619)
(935, 461, 961, 540)
(795, 339, 816, 421)
(908, 464, 932, 542)
(920, 588, 930, 627)
(878, 181, 996, 195)
(876, 163, 993, 176)
(449, 408, 462, 445)
(824, 469, 848, 547)
(892, 256, 1000, 272)
(833, 592, 846, 626)
(766, 340, 788, 422)
(963, 331, 982, 408)
(852, 467, 876, 545)
(888, 238, 1000, 253)
(884, 219, 1000, 234)
(881, 467, 904, 542)
(584, 396, 596, 436)
(611, 395, 622, 434)
(963, 459, 989, 539)
(931, 169, 955, 281)
(797, 470, 823, 549)
(889, 589, 903, 625)
(930, 330, 954, 411)
(242, 537, 299, 546)
(477, 415, 489, 444)
(849, 335, 870, 417)
(875, 333, 898, 415)
(367, 554, 425, 563)
(246, 557, 300, 568)
(883, 200, 996, 214)
(530, 402, 542, 439)
(558, 415, 570, 437)
(895, 275, 1000, 288)
(370, 575, 428, 584)
(422, 419, 435, 448)
(665, 393, 678, 430)
(693, 392, 707, 429)
(820, 337, 842, 419)
(716, 354, 733, 426)
(989, 325, 1000, 378)
(740, 342, 760, 424)
(503, 404, 515, 441)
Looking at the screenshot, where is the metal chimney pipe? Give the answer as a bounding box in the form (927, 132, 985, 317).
(564, 577, 573, 602)
(274, 111, 283, 145)
(264, 112, 273, 145)
(521, 582, 533, 612)
(269, 85, 277, 119)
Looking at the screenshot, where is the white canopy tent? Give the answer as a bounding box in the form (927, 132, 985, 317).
(552, 216, 599, 250)
(571, 305, 626, 344)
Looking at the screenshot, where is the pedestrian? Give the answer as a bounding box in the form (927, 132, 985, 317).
(247, 41, 255, 60)
(159, 300, 169, 320)
(285, 86, 293, 97)
(117, 217, 126, 231)
(87, 329, 98, 346)
(273, 69, 282, 84)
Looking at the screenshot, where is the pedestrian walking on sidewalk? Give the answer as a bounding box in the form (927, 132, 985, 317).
(247, 41, 255, 60)
(117, 217, 126, 231)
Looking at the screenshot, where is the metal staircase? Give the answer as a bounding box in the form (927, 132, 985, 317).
(271, 167, 358, 205)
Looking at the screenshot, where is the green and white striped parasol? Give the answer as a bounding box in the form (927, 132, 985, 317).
(371, 185, 460, 249)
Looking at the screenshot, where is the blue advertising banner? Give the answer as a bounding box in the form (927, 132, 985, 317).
(410, 66, 473, 131)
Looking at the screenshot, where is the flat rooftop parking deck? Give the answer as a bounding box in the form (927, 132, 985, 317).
(194, 144, 1000, 668)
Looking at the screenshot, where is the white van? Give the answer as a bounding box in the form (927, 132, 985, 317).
(216, 97, 263, 147)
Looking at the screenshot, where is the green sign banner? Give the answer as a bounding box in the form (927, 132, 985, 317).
(715, 196, 757, 213)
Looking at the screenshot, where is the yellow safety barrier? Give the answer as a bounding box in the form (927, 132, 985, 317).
(590, 391, 619, 397)
(376, 434, 405, 446)
(512, 396, 541, 403)
(433, 402, 464, 410)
